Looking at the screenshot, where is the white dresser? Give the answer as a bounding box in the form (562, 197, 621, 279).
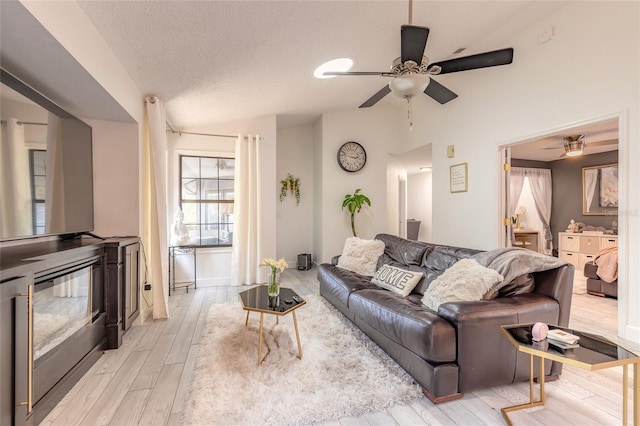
(558, 232, 618, 293)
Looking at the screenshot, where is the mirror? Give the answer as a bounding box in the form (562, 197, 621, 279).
(582, 163, 618, 215)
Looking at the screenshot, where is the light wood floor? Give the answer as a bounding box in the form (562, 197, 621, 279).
(41, 267, 637, 426)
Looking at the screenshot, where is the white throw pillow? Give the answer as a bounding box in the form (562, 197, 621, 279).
(421, 258, 503, 311)
(371, 264, 423, 297)
(337, 237, 385, 276)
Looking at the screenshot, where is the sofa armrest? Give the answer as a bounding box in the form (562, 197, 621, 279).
(531, 264, 574, 327)
(438, 294, 561, 391)
(438, 294, 560, 329)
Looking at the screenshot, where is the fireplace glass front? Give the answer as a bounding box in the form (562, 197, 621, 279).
(33, 264, 94, 361)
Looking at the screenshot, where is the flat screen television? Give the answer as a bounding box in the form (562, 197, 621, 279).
(1, 69, 94, 241)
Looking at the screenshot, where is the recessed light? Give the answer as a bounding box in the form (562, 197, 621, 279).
(314, 58, 353, 79)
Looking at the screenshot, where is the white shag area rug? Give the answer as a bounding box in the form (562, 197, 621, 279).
(183, 294, 422, 425)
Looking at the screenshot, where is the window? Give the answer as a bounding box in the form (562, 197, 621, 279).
(180, 155, 234, 246)
(29, 149, 46, 235)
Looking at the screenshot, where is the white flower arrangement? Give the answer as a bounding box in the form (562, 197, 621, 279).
(259, 257, 288, 273)
(260, 257, 288, 296)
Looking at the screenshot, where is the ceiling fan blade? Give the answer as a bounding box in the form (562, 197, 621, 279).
(401, 25, 429, 64)
(323, 71, 392, 76)
(541, 146, 563, 150)
(428, 48, 514, 75)
(359, 85, 392, 108)
(587, 139, 618, 147)
(423, 78, 458, 104)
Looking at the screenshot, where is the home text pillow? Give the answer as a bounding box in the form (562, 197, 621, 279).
(421, 258, 503, 311)
(371, 264, 424, 297)
(337, 237, 385, 276)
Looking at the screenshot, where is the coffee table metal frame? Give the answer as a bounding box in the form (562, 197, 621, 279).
(238, 285, 306, 365)
(500, 323, 639, 426)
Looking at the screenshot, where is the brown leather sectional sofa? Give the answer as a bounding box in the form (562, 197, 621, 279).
(317, 233, 575, 403)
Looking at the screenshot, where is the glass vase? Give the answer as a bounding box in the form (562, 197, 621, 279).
(267, 270, 280, 297)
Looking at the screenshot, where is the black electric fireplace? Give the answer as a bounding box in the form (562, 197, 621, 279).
(31, 252, 106, 414)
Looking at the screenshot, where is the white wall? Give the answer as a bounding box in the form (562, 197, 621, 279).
(276, 126, 314, 267)
(386, 157, 406, 238)
(316, 105, 403, 262)
(401, 1, 639, 342)
(407, 171, 432, 242)
(312, 118, 324, 264)
(20, 1, 144, 124)
(88, 119, 139, 237)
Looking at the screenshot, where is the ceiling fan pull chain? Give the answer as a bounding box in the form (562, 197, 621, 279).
(407, 96, 414, 130)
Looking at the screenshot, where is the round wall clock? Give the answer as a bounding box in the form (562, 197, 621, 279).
(337, 141, 367, 172)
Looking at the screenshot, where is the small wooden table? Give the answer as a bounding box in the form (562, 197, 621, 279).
(500, 323, 639, 425)
(513, 231, 539, 252)
(238, 285, 306, 365)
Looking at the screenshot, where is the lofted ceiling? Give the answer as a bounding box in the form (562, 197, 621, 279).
(73, 0, 567, 129)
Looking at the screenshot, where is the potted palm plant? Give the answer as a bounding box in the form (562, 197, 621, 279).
(342, 189, 371, 237)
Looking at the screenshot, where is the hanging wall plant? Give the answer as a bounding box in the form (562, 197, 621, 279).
(280, 173, 301, 206)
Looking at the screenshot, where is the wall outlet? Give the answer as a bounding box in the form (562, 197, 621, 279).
(144, 283, 152, 291)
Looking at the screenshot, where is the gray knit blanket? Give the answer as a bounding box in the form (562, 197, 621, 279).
(472, 247, 567, 286)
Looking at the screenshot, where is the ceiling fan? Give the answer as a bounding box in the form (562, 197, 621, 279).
(323, 1, 515, 111)
(543, 135, 618, 158)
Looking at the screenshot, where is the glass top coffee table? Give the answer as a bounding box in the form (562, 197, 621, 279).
(500, 323, 639, 426)
(238, 285, 306, 365)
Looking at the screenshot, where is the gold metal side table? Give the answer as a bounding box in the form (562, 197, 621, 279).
(500, 323, 639, 426)
(238, 285, 306, 366)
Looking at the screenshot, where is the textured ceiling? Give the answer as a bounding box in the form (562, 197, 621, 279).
(76, 0, 566, 129)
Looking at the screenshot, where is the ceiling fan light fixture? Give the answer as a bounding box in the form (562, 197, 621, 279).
(564, 140, 585, 157)
(314, 58, 353, 79)
(388, 74, 430, 98)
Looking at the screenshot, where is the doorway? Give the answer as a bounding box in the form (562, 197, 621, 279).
(500, 115, 621, 338)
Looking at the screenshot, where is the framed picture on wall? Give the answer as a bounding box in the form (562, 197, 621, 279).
(583, 163, 618, 215)
(599, 165, 618, 208)
(450, 163, 468, 193)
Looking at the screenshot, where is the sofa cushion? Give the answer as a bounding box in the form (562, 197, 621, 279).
(421, 259, 503, 311)
(337, 237, 385, 276)
(371, 264, 424, 297)
(493, 273, 535, 298)
(422, 245, 482, 271)
(349, 289, 457, 363)
(413, 245, 482, 296)
(375, 233, 431, 266)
